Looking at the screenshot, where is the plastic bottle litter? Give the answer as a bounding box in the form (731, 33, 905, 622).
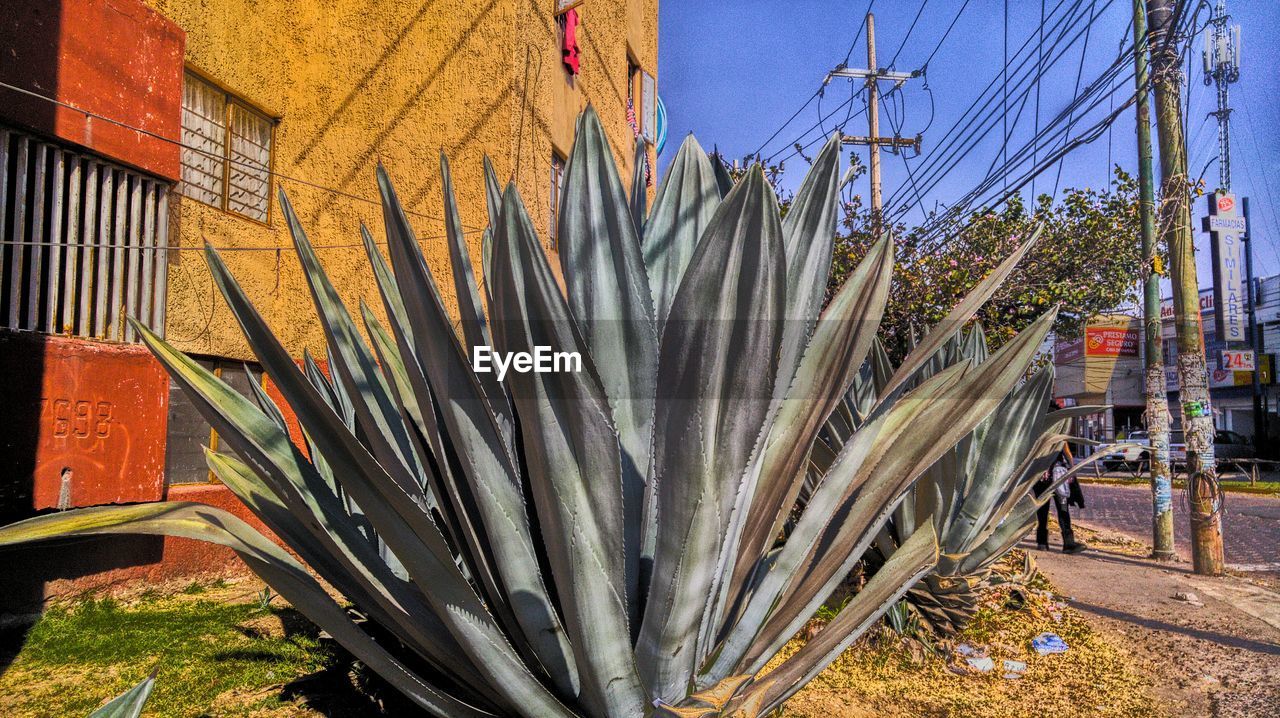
(1031, 632, 1069, 655)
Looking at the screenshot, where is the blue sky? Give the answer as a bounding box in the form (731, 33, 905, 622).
(657, 0, 1280, 278)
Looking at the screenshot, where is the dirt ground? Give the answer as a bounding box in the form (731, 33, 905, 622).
(1033, 523, 1280, 718)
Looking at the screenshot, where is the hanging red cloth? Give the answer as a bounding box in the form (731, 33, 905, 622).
(561, 9, 581, 75)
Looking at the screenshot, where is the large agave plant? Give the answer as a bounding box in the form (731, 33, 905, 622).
(812, 322, 1107, 635)
(0, 108, 1055, 716)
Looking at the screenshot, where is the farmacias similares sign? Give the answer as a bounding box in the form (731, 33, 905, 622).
(1204, 191, 1247, 343)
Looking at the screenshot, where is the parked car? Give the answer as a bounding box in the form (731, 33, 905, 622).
(1100, 430, 1255, 472)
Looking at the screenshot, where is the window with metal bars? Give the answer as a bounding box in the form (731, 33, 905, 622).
(181, 71, 275, 223)
(0, 125, 170, 342)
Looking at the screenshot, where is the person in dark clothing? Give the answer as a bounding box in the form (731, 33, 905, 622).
(1035, 445, 1087, 554)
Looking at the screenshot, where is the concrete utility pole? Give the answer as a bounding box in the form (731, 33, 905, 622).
(828, 12, 920, 236)
(1132, 0, 1175, 561)
(1147, 0, 1225, 575)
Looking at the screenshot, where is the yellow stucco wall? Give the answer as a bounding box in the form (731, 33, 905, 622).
(148, 0, 658, 360)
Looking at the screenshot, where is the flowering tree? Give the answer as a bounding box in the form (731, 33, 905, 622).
(830, 168, 1144, 355)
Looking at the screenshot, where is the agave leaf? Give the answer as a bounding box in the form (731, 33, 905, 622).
(712, 309, 1055, 681)
(557, 107, 659, 624)
(774, 133, 842, 397)
(962, 323, 989, 364)
(744, 524, 937, 715)
(482, 156, 504, 305)
(245, 366, 288, 430)
(710, 153, 734, 198)
(709, 362, 966, 683)
(958, 447, 1117, 575)
(360, 223, 417, 347)
(490, 183, 646, 717)
(375, 168, 582, 701)
(942, 366, 1055, 556)
(88, 672, 155, 718)
(135, 321, 490, 695)
(629, 134, 648, 233)
(281, 192, 431, 503)
(482, 155, 503, 229)
(642, 134, 721, 324)
(441, 153, 515, 449)
(638, 165, 786, 703)
(761, 310, 1056, 649)
(877, 225, 1042, 403)
(0, 504, 497, 718)
(201, 234, 575, 716)
(723, 234, 892, 626)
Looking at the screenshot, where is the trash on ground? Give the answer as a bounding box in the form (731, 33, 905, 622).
(954, 643, 980, 657)
(966, 656, 995, 673)
(1173, 590, 1203, 606)
(1031, 632, 1069, 655)
(1002, 659, 1028, 680)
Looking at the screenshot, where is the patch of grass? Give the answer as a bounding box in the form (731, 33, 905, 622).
(0, 592, 335, 717)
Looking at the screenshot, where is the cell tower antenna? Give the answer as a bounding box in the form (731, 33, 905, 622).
(1204, 0, 1241, 190)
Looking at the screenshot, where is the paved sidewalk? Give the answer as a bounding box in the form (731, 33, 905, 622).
(1031, 531, 1280, 717)
(1072, 482, 1280, 573)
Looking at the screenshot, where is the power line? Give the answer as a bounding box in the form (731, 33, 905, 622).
(886, 0, 930, 69)
(906, 2, 1207, 253)
(1052, 0, 1101, 197)
(917, 0, 973, 72)
(842, 0, 878, 67)
(0, 80, 485, 231)
(883, 0, 1092, 206)
(884, 0, 1102, 217)
(749, 87, 822, 159)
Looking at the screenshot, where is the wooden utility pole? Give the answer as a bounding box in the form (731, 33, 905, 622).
(829, 13, 920, 236)
(1147, 0, 1225, 575)
(1133, 0, 1176, 561)
(866, 13, 882, 223)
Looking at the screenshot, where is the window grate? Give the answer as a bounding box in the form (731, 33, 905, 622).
(0, 125, 170, 342)
(181, 71, 274, 223)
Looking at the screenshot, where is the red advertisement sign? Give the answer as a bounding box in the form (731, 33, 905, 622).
(1084, 326, 1139, 357)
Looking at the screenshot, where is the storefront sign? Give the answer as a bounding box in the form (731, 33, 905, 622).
(1204, 191, 1248, 342)
(1159, 290, 1213, 321)
(1220, 349, 1255, 371)
(1055, 337, 1084, 364)
(1085, 325, 1139, 357)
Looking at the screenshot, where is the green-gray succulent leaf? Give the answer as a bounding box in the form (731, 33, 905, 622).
(88, 672, 155, 718)
(642, 134, 721, 325)
(558, 107, 659, 624)
(722, 233, 892, 631)
(491, 182, 647, 717)
(638, 165, 786, 703)
(746, 523, 938, 714)
(375, 167, 582, 702)
(629, 134, 648, 233)
(878, 225, 1043, 403)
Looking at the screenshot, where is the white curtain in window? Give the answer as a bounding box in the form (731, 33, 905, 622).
(181, 75, 225, 207)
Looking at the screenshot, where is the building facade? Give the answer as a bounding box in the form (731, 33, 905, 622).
(1053, 281, 1279, 452)
(0, 0, 659, 603)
